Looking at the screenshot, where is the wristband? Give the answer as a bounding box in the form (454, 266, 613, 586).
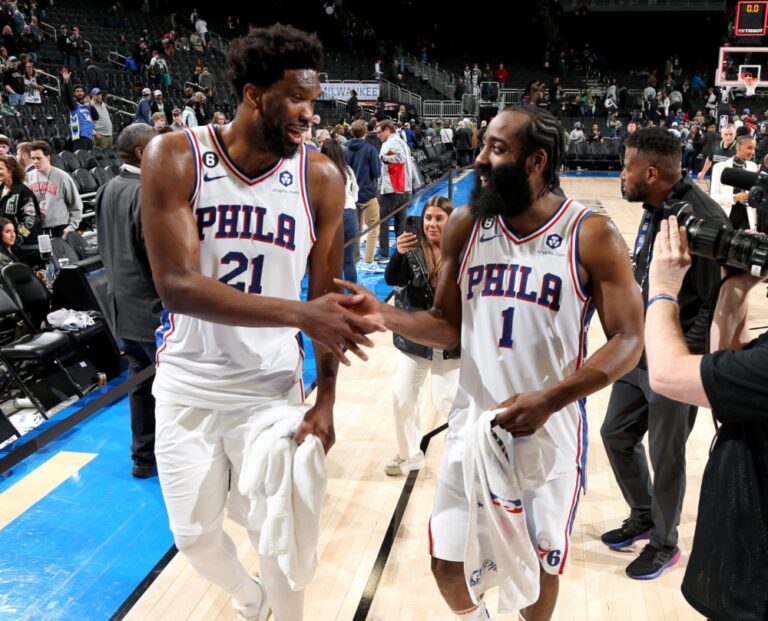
(646, 293, 679, 309)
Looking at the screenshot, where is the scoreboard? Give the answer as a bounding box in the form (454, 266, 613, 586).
(736, 1, 768, 37)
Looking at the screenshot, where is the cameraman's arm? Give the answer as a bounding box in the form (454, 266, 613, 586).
(710, 272, 761, 353)
(646, 218, 710, 408)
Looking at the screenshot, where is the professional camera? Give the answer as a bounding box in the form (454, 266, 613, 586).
(661, 201, 768, 277)
(719, 167, 768, 214)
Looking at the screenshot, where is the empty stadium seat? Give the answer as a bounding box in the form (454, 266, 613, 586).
(72, 168, 99, 194)
(58, 151, 81, 173)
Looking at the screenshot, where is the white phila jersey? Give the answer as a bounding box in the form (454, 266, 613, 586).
(153, 124, 316, 410)
(452, 198, 594, 483)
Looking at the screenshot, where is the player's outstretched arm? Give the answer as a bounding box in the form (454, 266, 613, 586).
(140, 132, 382, 366)
(495, 214, 644, 436)
(337, 206, 473, 349)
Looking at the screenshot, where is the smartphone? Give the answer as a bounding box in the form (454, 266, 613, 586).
(405, 215, 421, 236)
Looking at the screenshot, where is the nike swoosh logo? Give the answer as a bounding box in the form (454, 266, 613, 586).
(479, 233, 501, 243)
(203, 173, 227, 182)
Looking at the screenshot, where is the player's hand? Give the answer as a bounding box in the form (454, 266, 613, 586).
(334, 278, 386, 323)
(300, 292, 385, 365)
(295, 402, 335, 453)
(648, 216, 691, 298)
(492, 391, 555, 437)
(396, 231, 417, 255)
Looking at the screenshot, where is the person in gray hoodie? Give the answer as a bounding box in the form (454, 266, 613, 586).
(25, 140, 82, 237)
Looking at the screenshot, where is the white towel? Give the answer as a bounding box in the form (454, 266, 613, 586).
(462, 409, 558, 614)
(238, 404, 327, 591)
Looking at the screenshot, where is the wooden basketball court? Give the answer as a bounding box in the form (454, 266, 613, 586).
(122, 176, 761, 620)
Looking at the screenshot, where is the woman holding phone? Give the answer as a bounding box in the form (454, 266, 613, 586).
(383, 195, 460, 476)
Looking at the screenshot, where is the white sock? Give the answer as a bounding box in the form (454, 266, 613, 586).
(454, 600, 491, 620)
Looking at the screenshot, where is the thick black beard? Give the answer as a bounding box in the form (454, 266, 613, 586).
(470, 159, 534, 220)
(261, 112, 302, 159)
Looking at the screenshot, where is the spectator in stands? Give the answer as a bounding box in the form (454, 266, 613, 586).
(588, 122, 603, 143)
(61, 67, 97, 150)
(193, 91, 211, 125)
(365, 118, 382, 151)
(0, 154, 41, 250)
(134, 40, 151, 76)
(65, 25, 86, 68)
(691, 72, 706, 98)
(682, 125, 703, 174)
(16, 25, 38, 63)
(3, 56, 24, 106)
(334, 123, 348, 146)
(151, 90, 173, 125)
(705, 87, 717, 118)
(95, 123, 161, 479)
(148, 50, 170, 91)
(195, 17, 208, 47)
(162, 31, 176, 57)
(24, 62, 43, 105)
(604, 93, 618, 116)
(151, 111, 166, 128)
(608, 113, 622, 139)
(698, 123, 737, 179)
(15, 141, 33, 172)
(197, 64, 214, 93)
(105, 4, 125, 29)
(2, 26, 16, 57)
(374, 58, 382, 80)
(0, 218, 21, 267)
(84, 56, 107, 95)
(26, 141, 82, 238)
(618, 120, 637, 166)
(439, 118, 453, 150)
(569, 121, 586, 143)
(453, 120, 473, 167)
(494, 63, 508, 86)
(548, 75, 562, 116)
(189, 30, 202, 55)
(347, 89, 359, 119)
(0, 135, 10, 157)
(376, 119, 412, 261)
(28, 17, 41, 44)
(170, 108, 183, 130)
(91, 88, 113, 150)
(181, 98, 197, 127)
(115, 33, 130, 59)
(133, 87, 153, 125)
(212, 111, 226, 126)
(56, 24, 68, 64)
(579, 89, 594, 117)
(345, 119, 381, 272)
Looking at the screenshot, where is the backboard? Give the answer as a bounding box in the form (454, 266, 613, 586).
(716, 46, 768, 89)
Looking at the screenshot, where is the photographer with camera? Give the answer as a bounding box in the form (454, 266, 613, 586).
(601, 127, 731, 579)
(382, 196, 460, 476)
(645, 215, 768, 621)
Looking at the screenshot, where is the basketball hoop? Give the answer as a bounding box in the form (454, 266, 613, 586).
(741, 74, 758, 97)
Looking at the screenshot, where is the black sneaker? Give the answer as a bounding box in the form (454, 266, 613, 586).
(132, 461, 156, 479)
(626, 543, 681, 580)
(601, 517, 653, 549)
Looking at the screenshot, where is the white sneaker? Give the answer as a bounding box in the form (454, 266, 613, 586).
(384, 451, 425, 476)
(235, 576, 270, 621)
(358, 261, 385, 273)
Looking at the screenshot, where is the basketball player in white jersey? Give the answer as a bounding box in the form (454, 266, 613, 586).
(140, 25, 382, 621)
(340, 107, 644, 620)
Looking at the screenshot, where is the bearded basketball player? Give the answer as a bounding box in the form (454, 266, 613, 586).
(341, 106, 644, 620)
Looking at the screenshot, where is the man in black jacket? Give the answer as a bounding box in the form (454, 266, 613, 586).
(95, 123, 161, 478)
(601, 127, 730, 579)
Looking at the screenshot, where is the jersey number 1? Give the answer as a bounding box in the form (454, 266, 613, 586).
(219, 251, 264, 294)
(499, 307, 515, 348)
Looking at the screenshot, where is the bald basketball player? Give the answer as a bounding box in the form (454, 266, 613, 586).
(141, 24, 381, 621)
(341, 106, 644, 620)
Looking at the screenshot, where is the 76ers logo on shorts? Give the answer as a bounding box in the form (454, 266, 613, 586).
(537, 535, 562, 568)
